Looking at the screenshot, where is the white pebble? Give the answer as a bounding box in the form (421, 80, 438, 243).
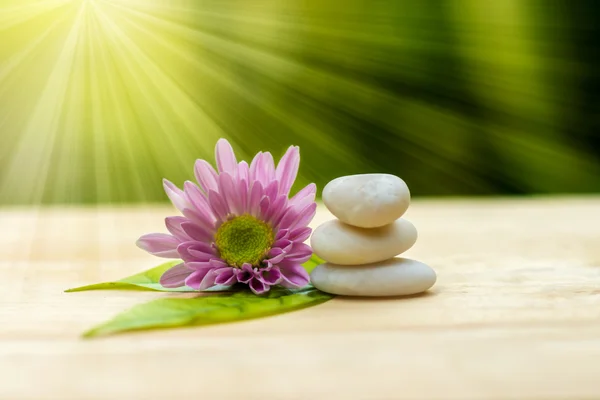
(322, 173, 410, 228)
(310, 258, 436, 297)
(310, 218, 417, 265)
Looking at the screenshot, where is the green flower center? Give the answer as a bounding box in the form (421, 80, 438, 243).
(214, 214, 275, 268)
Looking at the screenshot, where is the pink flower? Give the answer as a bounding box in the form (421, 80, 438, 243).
(136, 139, 317, 295)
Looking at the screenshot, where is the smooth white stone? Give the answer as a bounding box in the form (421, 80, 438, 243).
(322, 173, 410, 228)
(310, 218, 417, 265)
(310, 258, 436, 297)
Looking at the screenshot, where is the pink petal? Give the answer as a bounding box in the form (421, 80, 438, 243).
(160, 263, 193, 288)
(215, 138, 238, 175)
(259, 196, 270, 220)
(165, 216, 192, 241)
(249, 277, 269, 295)
(275, 229, 289, 241)
(198, 271, 218, 290)
(290, 190, 317, 212)
(289, 202, 317, 230)
(208, 190, 229, 222)
(187, 249, 216, 261)
(209, 259, 229, 269)
(163, 179, 190, 212)
(184, 181, 216, 224)
(136, 233, 180, 258)
(185, 269, 209, 289)
(287, 241, 313, 255)
(262, 194, 285, 223)
(185, 268, 217, 290)
(247, 181, 264, 217)
(194, 159, 219, 194)
(266, 248, 285, 264)
(181, 221, 213, 243)
(249, 151, 262, 182)
(276, 146, 300, 195)
(259, 267, 282, 285)
(188, 241, 216, 254)
(289, 227, 312, 242)
(277, 208, 299, 230)
(273, 238, 293, 249)
(284, 242, 313, 263)
(239, 179, 248, 214)
(290, 183, 317, 206)
(238, 161, 249, 183)
(219, 172, 242, 216)
(279, 262, 310, 288)
(181, 208, 215, 235)
(177, 242, 199, 262)
(282, 241, 293, 253)
(177, 242, 216, 262)
(260, 152, 276, 182)
(214, 267, 238, 285)
(236, 263, 254, 283)
(252, 152, 275, 185)
(268, 195, 290, 226)
(264, 180, 279, 202)
(286, 254, 312, 264)
(288, 241, 312, 254)
(186, 261, 213, 270)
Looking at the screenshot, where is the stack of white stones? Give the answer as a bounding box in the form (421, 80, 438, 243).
(309, 174, 436, 297)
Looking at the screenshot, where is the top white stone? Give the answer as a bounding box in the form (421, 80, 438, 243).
(322, 173, 411, 228)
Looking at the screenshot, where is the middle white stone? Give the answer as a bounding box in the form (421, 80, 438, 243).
(310, 218, 417, 265)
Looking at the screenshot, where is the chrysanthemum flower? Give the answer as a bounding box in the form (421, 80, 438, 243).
(136, 139, 317, 295)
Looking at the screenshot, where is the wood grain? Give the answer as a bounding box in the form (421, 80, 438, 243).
(1, 197, 600, 400)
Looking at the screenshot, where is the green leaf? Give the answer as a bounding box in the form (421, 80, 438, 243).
(302, 253, 324, 273)
(65, 261, 193, 292)
(83, 286, 333, 338)
(65, 254, 324, 293)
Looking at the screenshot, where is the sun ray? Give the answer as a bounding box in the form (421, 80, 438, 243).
(0, 0, 73, 32)
(96, 1, 352, 158)
(1, 1, 87, 204)
(1, 0, 599, 204)
(90, 0, 224, 156)
(86, 6, 112, 204)
(87, 3, 153, 203)
(94, 1, 363, 164)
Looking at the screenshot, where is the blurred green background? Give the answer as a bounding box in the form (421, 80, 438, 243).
(1, 0, 599, 205)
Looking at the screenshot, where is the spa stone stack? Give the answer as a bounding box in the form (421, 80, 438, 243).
(310, 174, 436, 297)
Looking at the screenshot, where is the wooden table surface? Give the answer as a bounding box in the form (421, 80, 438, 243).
(1, 197, 600, 400)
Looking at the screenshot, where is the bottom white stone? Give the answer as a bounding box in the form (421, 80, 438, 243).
(310, 257, 436, 297)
